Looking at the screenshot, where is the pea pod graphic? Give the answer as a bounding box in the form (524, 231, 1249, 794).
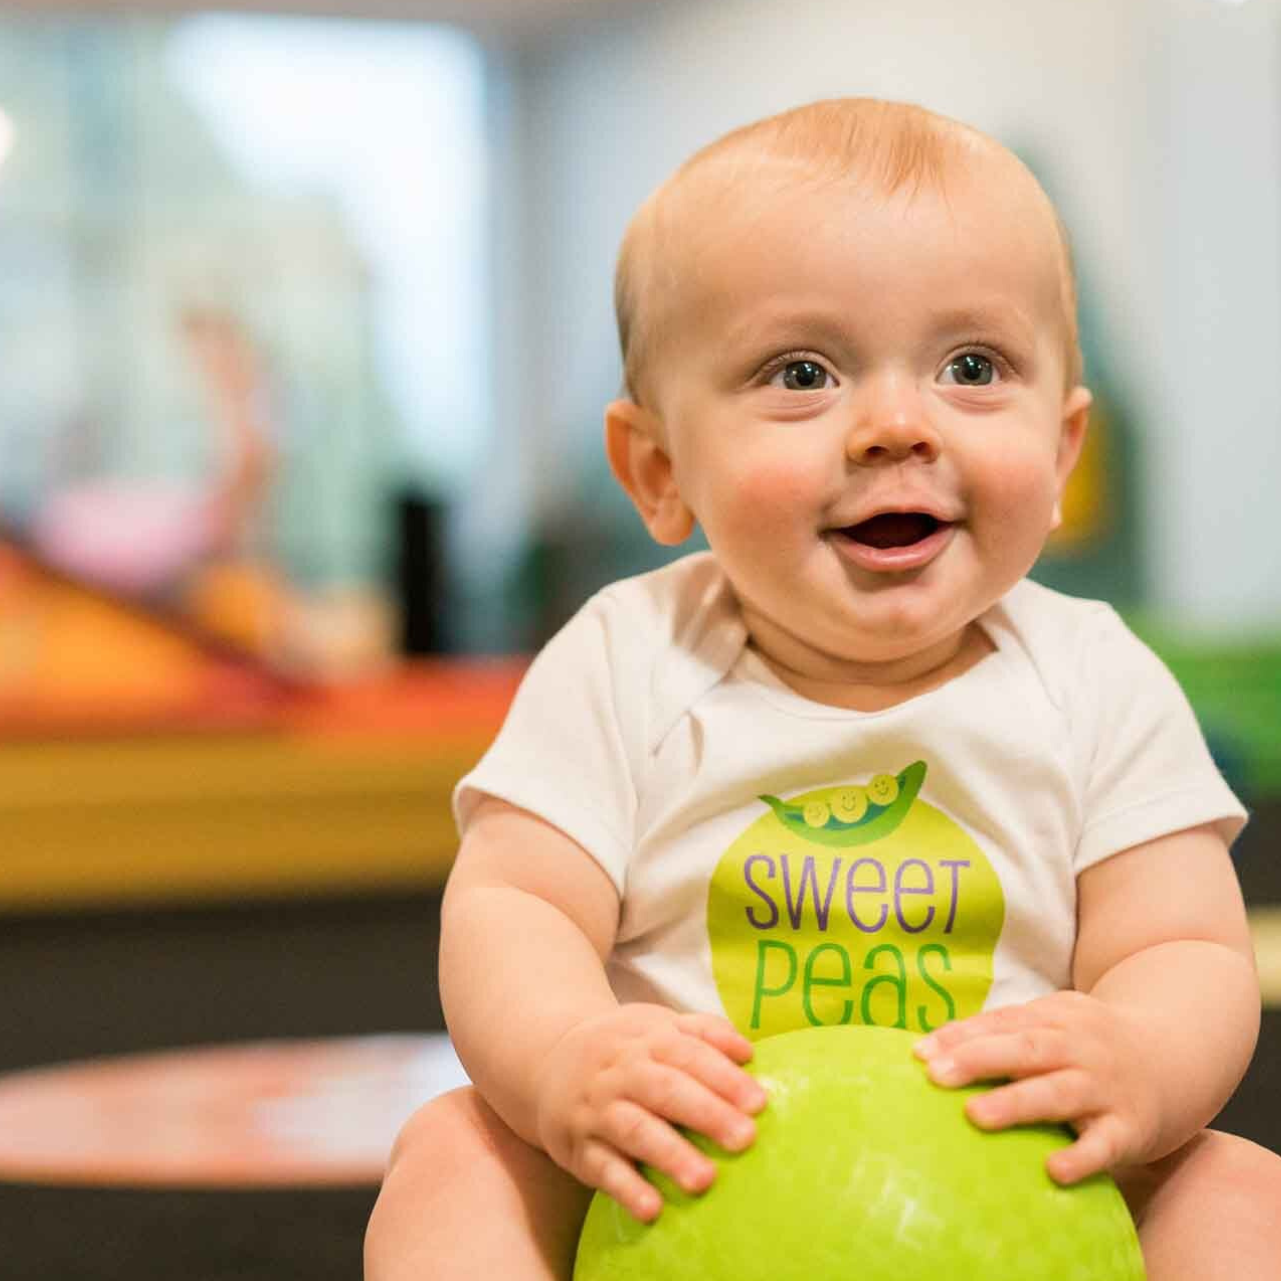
(758, 760, 927, 848)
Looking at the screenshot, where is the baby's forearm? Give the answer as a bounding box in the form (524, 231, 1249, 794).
(1087, 938, 1259, 1159)
(440, 882, 619, 1147)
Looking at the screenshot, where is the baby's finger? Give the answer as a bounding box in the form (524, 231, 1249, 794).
(964, 1068, 1096, 1131)
(658, 1031, 768, 1115)
(579, 1137, 664, 1223)
(924, 1026, 1074, 1088)
(677, 1013, 756, 1065)
(915, 1003, 1041, 1059)
(630, 1061, 759, 1153)
(601, 1099, 717, 1195)
(1045, 1117, 1125, 1186)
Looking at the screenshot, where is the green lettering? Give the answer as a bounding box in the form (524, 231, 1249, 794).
(751, 938, 798, 1030)
(916, 942, 957, 1033)
(860, 942, 907, 1029)
(802, 942, 854, 1027)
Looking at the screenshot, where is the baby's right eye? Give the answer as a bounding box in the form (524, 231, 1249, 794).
(769, 359, 835, 392)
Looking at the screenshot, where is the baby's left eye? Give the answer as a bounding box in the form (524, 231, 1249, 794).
(941, 353, 998, 386)
(770, 360, 834, 391)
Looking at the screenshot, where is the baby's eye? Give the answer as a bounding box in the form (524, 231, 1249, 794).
(770, 359, 834, 391)
(940, 353, 998, 387)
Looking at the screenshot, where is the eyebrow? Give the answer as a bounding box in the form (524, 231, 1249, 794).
(927, 303, 1036, 340)
(718, 306, 853, 354)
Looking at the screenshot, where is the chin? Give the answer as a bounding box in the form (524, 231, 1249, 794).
(846, 591, 958, 641)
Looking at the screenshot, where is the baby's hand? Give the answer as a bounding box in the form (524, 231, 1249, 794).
(534, 1004, 767, 1222)
(913, 991, 1161, 1185)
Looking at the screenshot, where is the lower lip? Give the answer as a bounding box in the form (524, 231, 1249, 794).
(829, 522, 957, 573)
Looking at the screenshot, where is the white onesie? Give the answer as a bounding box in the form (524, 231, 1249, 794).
(454, 553, 1246, 1040)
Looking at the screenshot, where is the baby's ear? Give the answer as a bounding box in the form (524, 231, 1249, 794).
(604, 400, 695, 545)
(1051, 385, 1093, 529)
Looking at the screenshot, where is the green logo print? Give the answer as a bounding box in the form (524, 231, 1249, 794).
(707, 762, 1004, 1039)
(757, 760, 927, 848)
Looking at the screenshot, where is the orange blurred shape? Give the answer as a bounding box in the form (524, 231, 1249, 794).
(182, 560, 288, 657)
(2, 575, 197, 707)
(281, 657, 527, 740)
(0, 552, 287, 731)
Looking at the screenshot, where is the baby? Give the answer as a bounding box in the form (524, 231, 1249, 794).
(366, 99, 1281, 1279)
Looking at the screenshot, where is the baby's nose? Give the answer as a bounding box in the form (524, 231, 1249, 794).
(844, 374, 941, 465)
(845, 414, 941, 466)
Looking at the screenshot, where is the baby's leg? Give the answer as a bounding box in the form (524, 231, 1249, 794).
(365, 1086, 592, 1281)
(1116, 1128, 1281, 1279)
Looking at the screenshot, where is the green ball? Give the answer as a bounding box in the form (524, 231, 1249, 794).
(574, 1025, 1145, 1281)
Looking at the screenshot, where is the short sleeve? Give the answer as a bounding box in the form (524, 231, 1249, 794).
(452, 588, 650, 894)
(1072, 606, 1247, 873)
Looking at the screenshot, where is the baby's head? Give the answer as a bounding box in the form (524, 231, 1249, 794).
(604, 98, 1093, 690)
(616, 98, 1082, 410)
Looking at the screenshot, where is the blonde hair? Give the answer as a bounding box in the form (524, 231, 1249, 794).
(615, 98, 1082, 403)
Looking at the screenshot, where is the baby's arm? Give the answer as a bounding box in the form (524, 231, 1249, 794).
(913, 823, 1258, 1183)
(442, 796, 767, 1220)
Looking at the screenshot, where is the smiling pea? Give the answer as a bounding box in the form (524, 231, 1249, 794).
(867, 773, 899, 806)
(832, 788, 869, 822)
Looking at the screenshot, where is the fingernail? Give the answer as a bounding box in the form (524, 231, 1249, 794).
(633, 1193, 661, 1223)
(727, 1118, 755, 1149)
(929, 1055, 959, 1084)
(914, 1035, 937, 1058)
(967, 1097, 996, 1126)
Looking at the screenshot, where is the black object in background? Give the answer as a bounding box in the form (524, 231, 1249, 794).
(396, 492, 447, 656)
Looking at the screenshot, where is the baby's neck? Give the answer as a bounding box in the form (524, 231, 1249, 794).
(747, 622, 995, 713)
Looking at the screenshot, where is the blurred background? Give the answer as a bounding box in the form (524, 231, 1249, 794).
(0, 0, 1278, 1275)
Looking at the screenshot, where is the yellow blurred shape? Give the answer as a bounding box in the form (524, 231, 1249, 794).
(1049, 398, 1109, 552)
(0, 731, 480, 909)
(1251, 906, 1281, 1010)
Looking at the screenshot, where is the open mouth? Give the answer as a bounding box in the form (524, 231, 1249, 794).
(842, 512, 948, 549)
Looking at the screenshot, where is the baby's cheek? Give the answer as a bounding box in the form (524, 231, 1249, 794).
(723, 460, 817, 530)
(972, 455, 1060, 543)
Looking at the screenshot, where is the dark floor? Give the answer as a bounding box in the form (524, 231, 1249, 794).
(0, 893, 444, 1281)
(2, 799, 1278, 1279)
(0, 893, 446, 1076)
(0, 1184, 379, 1281)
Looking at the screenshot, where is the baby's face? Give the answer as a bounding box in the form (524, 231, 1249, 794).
(640, 159, 1090, 684)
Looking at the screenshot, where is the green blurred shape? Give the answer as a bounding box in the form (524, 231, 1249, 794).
(1128, 618, 1281, 802)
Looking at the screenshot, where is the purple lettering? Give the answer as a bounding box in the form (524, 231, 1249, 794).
(781, 854, 842, 931)
(845, 856, 888, 933)
(938, 859, 970, 933)
(894, 858, 935, 934)
(744, 854, 779, 929)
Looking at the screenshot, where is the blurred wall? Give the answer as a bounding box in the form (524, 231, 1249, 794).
(1152, 0, 1281, 629)
(496, 0, 1281, 629)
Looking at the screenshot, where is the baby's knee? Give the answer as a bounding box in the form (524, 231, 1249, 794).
(366, 1088, 492, 1279)
(1194, 1130, 1281, 1209)
(1133, 1129, 1281, 1227)
(1123, 1130, 1281, 1279)
(383, 1085, 489, 1183)
(368, 1086, 590, 1280)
